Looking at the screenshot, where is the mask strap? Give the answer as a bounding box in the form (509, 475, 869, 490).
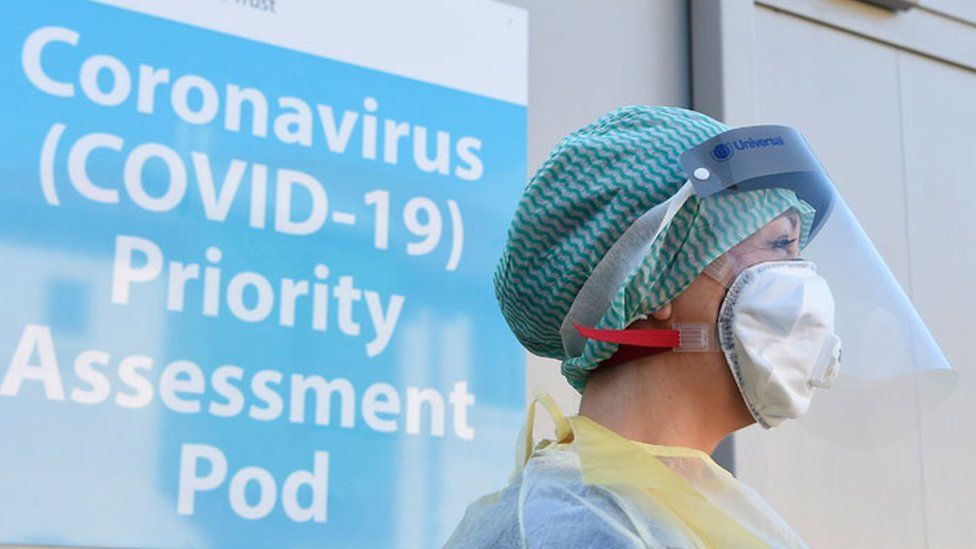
(560, 181, 696, 357)
(702, 253, 741, 289)
(573, 322, 720, 352)
(573, 323, 679, 347)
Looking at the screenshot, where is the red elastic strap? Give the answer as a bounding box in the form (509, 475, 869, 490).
(573, 323, 680, 348)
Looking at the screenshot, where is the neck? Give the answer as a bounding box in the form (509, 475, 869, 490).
(578, 351, 753, 454)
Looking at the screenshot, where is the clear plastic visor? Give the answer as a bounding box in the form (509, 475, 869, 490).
(681, 125, 956, 445)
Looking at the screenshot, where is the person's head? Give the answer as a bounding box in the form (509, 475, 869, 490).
(493, 105, 835, 448)
(494, 105, 816, 384)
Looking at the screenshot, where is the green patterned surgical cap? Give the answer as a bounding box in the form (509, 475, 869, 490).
(493, 105, 815, 393)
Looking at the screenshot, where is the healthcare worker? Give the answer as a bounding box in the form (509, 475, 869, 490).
(445, 105, 953, 548)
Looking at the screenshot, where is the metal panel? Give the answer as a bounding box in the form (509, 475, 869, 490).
(693, 1, 975, 546)
(734, 8, 927, 547)
(759, 0, 976, 72)
(920, 0, 976, 25)
(898, 50, 976, 549)
(691, 0, 760, 126)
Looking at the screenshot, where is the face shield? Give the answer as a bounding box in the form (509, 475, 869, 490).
(681, 125, 955, 440)
(568, 124, 956, 443)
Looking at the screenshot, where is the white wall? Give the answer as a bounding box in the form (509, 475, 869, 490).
(899, 53, 976, 548)
(693, 1, 976, 546)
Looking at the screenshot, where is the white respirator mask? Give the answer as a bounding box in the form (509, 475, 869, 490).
(715, 259, 842, 428)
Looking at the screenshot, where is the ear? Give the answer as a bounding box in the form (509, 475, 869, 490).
(651, 302, 672, 321)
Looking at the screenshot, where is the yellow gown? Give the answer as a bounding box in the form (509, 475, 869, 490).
(445, 388, 808, 548)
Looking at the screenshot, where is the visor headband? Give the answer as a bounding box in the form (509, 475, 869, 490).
(679, 124, 834, 238)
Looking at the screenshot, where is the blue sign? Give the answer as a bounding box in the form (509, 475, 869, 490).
(0, 1, 526, 547)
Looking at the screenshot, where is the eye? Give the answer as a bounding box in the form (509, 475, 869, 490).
(771, 236, 798, 250)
